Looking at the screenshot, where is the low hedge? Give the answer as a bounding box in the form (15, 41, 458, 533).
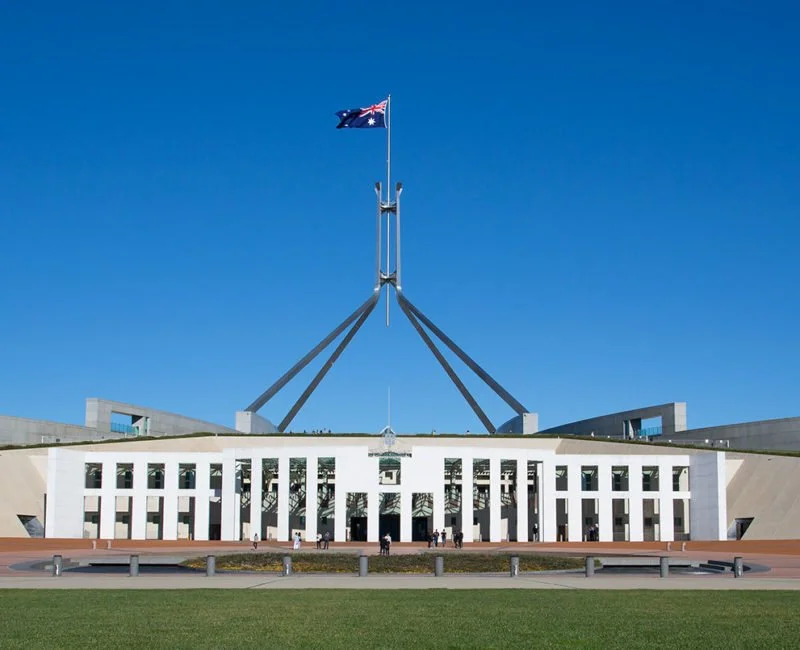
(182, 552, 584, 574)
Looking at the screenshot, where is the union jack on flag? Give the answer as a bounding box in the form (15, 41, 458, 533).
(335, 99, 387, 129)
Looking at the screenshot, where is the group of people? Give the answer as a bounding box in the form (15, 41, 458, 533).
(586, 524, 600, 542)
(427, 529, 449, 547)
(315, 531, 332, 549)
(379, 533, 392, 555)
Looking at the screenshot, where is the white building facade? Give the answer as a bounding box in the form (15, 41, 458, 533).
(44, 436, 727, 543)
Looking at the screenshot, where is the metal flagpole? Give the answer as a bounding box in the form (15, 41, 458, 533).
(385, 94, 391, 326)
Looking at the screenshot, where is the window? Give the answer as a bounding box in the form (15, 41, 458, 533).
(672, 466, 689, 491)
(210, 464, 223, 490)
(116, 464, 133, 489)
(148, 464, 165, 490)
(581, 466, 598, 491)
(85, 463, 102, 489)
(379, 457, 401, 485)
(555, 466, 568, 491)
(179, 464, 196, 489)
(612, 466, 629, 491)
(642, 466, 659, 492)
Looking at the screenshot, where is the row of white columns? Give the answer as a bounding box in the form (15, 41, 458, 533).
(556, 460, 688, 542)
(224, 455, 540, 544)
(88, 455, 686, 543)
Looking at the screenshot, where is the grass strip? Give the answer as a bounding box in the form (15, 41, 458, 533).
(181, 551, 585, 573)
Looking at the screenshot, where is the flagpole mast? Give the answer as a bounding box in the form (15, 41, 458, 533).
(385, 94, 391, 327)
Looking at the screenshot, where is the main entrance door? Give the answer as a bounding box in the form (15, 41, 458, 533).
(349, 516, 367, 541)
(379, 514, 400, 541)
(412, 516, 430, 542)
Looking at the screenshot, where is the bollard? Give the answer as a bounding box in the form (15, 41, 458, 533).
(585, 556, 595, 577)
(681, 542, 687, 552)
(434, 556, 444, 577)
(359, 554, 368, 577)
(282, 555, 293, 577)
(206, 555, 216, 577)
(666, 542, 672, 552)
(733, 556, 744, 578)
(130, 554, 140, 577)
(106, 540, 112, 550)
(52, 555, 63, 577)
(659, 556, 669, 578)
(510, 555, 520, 578)
(91, 540, 97, 550)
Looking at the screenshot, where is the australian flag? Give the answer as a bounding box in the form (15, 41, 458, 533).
(335, 99, 387, 129)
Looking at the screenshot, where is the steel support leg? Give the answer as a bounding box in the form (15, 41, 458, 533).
(245, 293, 379, 413)
(398, 297, 496, 433)
(398, 292, 528, 415)
(278, 297, 379, 431)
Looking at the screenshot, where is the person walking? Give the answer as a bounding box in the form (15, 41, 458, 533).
(433, 530, 439, 547)
(323, 530, 330, 550)
(441, 530, 447, 547)
(316, 532, 322, 549)
(252, 533, 259, 551)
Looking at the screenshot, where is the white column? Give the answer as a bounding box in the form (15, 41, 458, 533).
(162, 459, 179, 540)
(131, 461, 147, 540)
(516, 458, 528, 542)
(489, 457, 502, 542)
(194, 461, 210, 541)
(628, 461, 644, 542)
(400, 488, 412, 542)
(461, 457, 474, 543)
(367, 490, 379, 542)
(221, 455, 237, 541)
(659, 461, 675, 542)
(334, 468, 346, 543)
(250, 456, 263, 542)
(305, 455, 318, 542)
(277, 456, 290, 541)
(598, 461, 613, 542)
(540, 461, 555, 542)
(433, 477, 445, 537)
(99, 461, 116, 540)
(567, 461, 582, 542)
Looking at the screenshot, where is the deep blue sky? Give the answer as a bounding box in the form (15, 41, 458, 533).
(1, 2, 798, 434)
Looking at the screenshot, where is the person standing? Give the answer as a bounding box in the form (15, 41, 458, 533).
(252, 533, 259, 551)
(323, 530, 330, 550)
(441, 530, 447, 547)
(384, 533, 391, 556)
(316, 532, 322, 549)
(433, 530, 439, 547)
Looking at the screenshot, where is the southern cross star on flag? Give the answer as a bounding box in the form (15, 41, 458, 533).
(335, 99, 387, 129)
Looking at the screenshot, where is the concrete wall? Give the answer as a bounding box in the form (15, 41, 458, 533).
(666, 417, 800, 452)
(235, 411, 278, 434)
(1, 398, 237, 446)
(689, 452, 727, 540)
(86, 398, 236, 436)
(726, 452, 800, 539)
(496, 412, 539, 435)
(0, 415, 118, 446)
(539, 403, 687, 438)
(0, 448, 48, 536)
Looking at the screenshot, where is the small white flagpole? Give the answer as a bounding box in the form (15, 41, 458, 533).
(385, 94, 391, 327)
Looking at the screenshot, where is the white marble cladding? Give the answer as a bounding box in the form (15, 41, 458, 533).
(45, 444, 721, 542)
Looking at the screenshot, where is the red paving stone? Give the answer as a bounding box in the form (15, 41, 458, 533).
(2, 538, 799, 579)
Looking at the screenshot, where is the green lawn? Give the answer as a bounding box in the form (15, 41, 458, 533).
(1, 590, 798, 648)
